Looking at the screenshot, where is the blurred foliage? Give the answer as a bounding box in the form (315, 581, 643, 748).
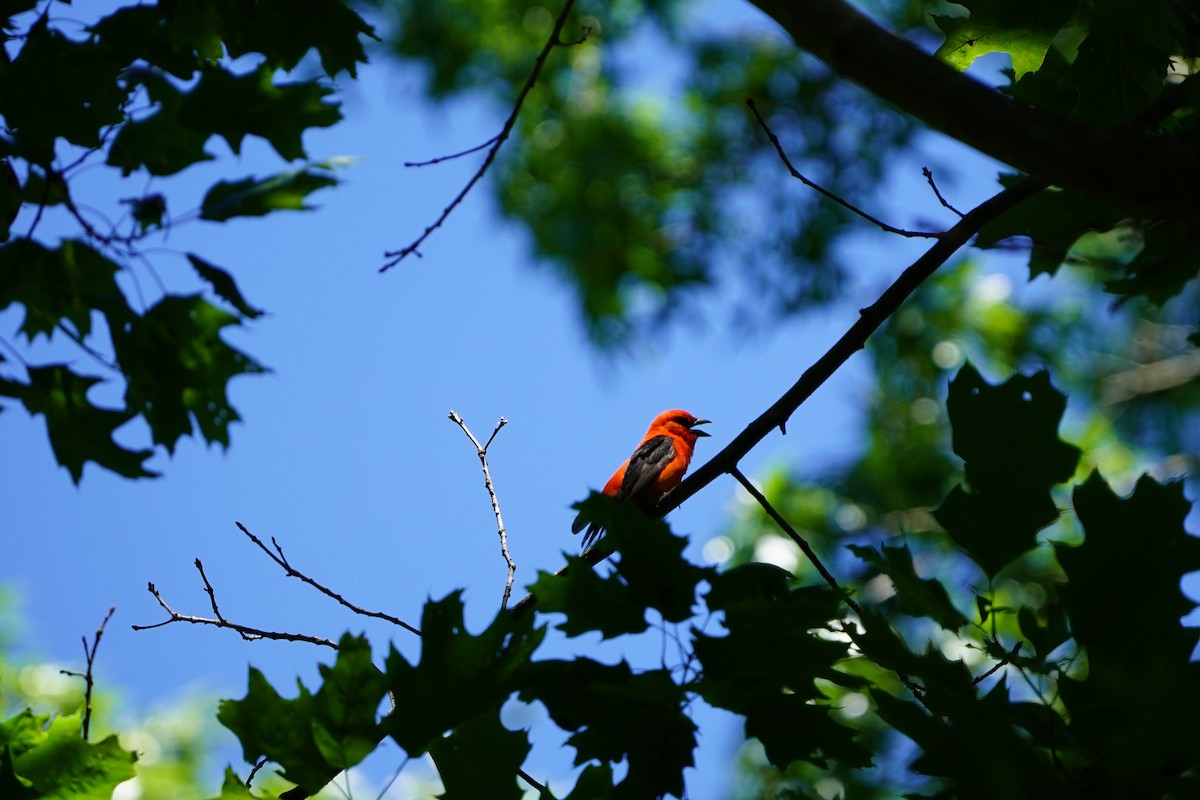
(0, 598, 220, 799)
(0, 1, 375, 481)
(365, 0, 916, 343)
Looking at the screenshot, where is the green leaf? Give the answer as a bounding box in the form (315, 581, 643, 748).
(1055, 473, 1200, 789)
(527, 554, 650, 639)
(223, 0, 378, 78)
(933, 364, 1080, 575)
(199, 168, 339, 222)
(975, 184, 1124, 278)
(217, 634, 385, 795)
(0, 710, 137, 799)
(382, 592, 544, 756)
(1104, 221, 1200, 306)
(183, 65, 341, 161)
(110, 294, 266, 452)
(0, 17, 126, 154)
(853, 609, 1068, 797)
(187, 254, 264, 319)
(206, 766, 268, 799)
(562, 764, 616, 799)
(522, 659, 695, 799)
(695, 565, 868, 770)
(120, 193, 167, 233)
(0, 238, 126, 341)
(570, 492, 713, 624)
(1063, 0, 1178, 126)
(427, 712, 531, 800)
(848, 544, 969, 630)
(0, 160, 19, 242)
(217, 670, 330, 794)
(106, 68, 213, 176)
(933, 0, 1081, 79)
(0, 366, 155, 483)
(309, 634, 387, 769)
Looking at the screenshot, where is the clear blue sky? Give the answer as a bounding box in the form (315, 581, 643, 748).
(5, 2, 1175, 798)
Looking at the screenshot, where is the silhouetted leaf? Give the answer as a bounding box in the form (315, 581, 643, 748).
(849, 544, 968, 630)
(110, 294, 265, 452)
(934, 365, 1080, 574)
(188, 254, 264, 319)
(199, 168, 338, 222)
(523, 659, 694, 799)
(0, 365, 155, 483)
(428, 711, 530, 800)
(218, 634, 384, 795)
(382, 592, 544, 755)
(1055, 473, 1200, 790)
(696, 566, 868, 770)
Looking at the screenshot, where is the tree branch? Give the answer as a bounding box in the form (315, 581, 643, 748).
(747, 98, 942, 238)
(661, 178, 1042, 514)
(380, 0, 586, 270)
(235, 522, 421, 637)
(511, 179, 1042, 620)
(131, 576, 338, 648)
(748, 0, 1199, 216)
(448, 411, 517, 610)
(59, 605, 116, 741)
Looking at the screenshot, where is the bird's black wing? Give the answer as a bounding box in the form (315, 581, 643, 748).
(617, 434, 676, 500)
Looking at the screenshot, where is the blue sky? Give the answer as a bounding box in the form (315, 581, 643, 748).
(4, 2, 1183, 798)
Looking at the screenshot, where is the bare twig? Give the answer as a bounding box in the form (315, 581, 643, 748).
(729, 468, 859, 614)
(246, 757, 268, 790)
(235, 522, 421, 637)
(59, 605, 116, 741)
(405, 135, 500, 168)
(746, 98, 942, 239)
(517, 768, 546, 794)
(132, 579, 338, 648)
(380, 0, 585, 270)
(922, 167, 964, 217)
(974, 641, 1024, 685)
(449, 411, 517, 610)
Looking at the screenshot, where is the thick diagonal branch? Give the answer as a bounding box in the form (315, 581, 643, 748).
(749, 0, 1197, 216)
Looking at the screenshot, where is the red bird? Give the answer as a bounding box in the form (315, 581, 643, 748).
(572, 409, 711, 549)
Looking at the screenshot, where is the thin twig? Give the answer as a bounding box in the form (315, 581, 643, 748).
(517, 768, 546, 794)
(730, 468, 931, 706)
(974, 640, 1023, 685)
(449, 411, 517, 610)
(729, 468, 859, 613)
(405, 135, 500, 168)
(59, 605, 116, 741)
(380, 0, 585, 270)
(131, 580, 338, 648)
(245, 757, 268, 790)
(746, 98, 942, 239)
(235, 522, 422, 637)
(922, 167, 964, 217)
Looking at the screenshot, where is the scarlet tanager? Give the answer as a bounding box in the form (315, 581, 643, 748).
(572, 409, 711, 549)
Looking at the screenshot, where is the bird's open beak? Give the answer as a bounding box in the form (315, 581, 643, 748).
(691, 418, 712, 437)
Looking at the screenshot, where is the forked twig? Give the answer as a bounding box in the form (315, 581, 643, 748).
(60, 606, 116, 741)
(235, 522, 421, 637)
(974, 640, 1024, 684)
(449, 411, 517, 609)
(746, 98, 942, 239)
(381, 0, 587, 269)
(132, 575, 338, 648)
